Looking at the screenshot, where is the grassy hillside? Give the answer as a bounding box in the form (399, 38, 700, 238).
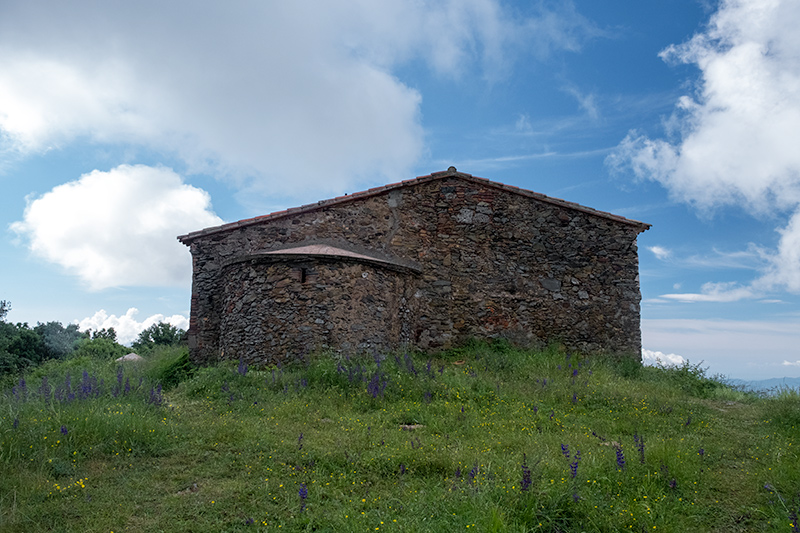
(1, 343, 799, 532)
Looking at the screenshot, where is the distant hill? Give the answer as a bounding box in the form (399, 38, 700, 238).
(727, 377, 800, 394)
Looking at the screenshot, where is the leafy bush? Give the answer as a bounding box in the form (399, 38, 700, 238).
(765, 386, 800, 429)
(70, 337, 127, 360)
(144, 345, 195, 389)
(649, 361, 726, 398)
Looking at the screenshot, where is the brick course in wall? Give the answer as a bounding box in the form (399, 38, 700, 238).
(178, 168, 650, 366)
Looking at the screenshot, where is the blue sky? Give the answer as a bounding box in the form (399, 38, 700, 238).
(2, 0, 799, 379)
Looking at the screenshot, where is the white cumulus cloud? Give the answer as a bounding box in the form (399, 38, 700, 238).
(609, 0, 800, 302)
(0, 1, 598, 201)
(77, 308, 189, 346)
(648, 245, 672, 261)
(642, 349, 686, 367)
(10, 164, 222, 289)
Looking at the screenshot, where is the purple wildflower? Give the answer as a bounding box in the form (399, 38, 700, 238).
(12, 418, 19, 429)
(569, 450, 581, 479)
(468, 464, 478, 485)
(520, 453, 532, 492)
(634, 434, 645, 464)
(237, 357, 248, 376)
(148, 384, 163, 405)
(561, 443, 570, 459)
(367, 371, 385, 399)
(572, 492, 580, 503)
(60, 425, 68, 435)
(404, 353, 417, 375)
(297, 432, 304, 450)
(80, 370, 92, 399)
(399, 463, 406, 475)
(615, 447, 626, 470)
(39, 376, 51, 399)
(668, 478, 677, 490)
(299, 482, 308, 511)
(685, 415, 692, 426)
(455, 467, 461, 479)
(698, 448, 705, 458)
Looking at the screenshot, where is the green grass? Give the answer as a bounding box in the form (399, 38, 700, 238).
(1, 343, 799, 532)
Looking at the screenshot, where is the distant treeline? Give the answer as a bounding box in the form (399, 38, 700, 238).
(0, 299, 185, 375)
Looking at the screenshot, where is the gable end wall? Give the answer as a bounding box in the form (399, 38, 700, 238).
(185, 176, 646, 365)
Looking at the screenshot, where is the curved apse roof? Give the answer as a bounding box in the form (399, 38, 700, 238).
(222, 243, 422, 274)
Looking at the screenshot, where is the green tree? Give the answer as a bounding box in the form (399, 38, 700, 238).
(0, 321, 49, 374)
(91, 327, 118, 342)
(0, 300, 10, 321)
(132, 322, 186, 353)
(34, 321, 85, 360)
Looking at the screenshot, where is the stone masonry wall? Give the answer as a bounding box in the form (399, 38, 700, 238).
(217, 258, 415, 365)
(184, 171, 647, 366)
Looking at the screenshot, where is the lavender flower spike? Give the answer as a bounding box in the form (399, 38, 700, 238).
(299, 482, 308, 511)
(520, 453, 532, 492)
(569, 450, 581, 478)
(615, 447, 626, 470)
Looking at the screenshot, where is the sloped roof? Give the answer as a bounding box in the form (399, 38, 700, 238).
(223, 243, 422, 273)
(178, 167, 650, 245)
